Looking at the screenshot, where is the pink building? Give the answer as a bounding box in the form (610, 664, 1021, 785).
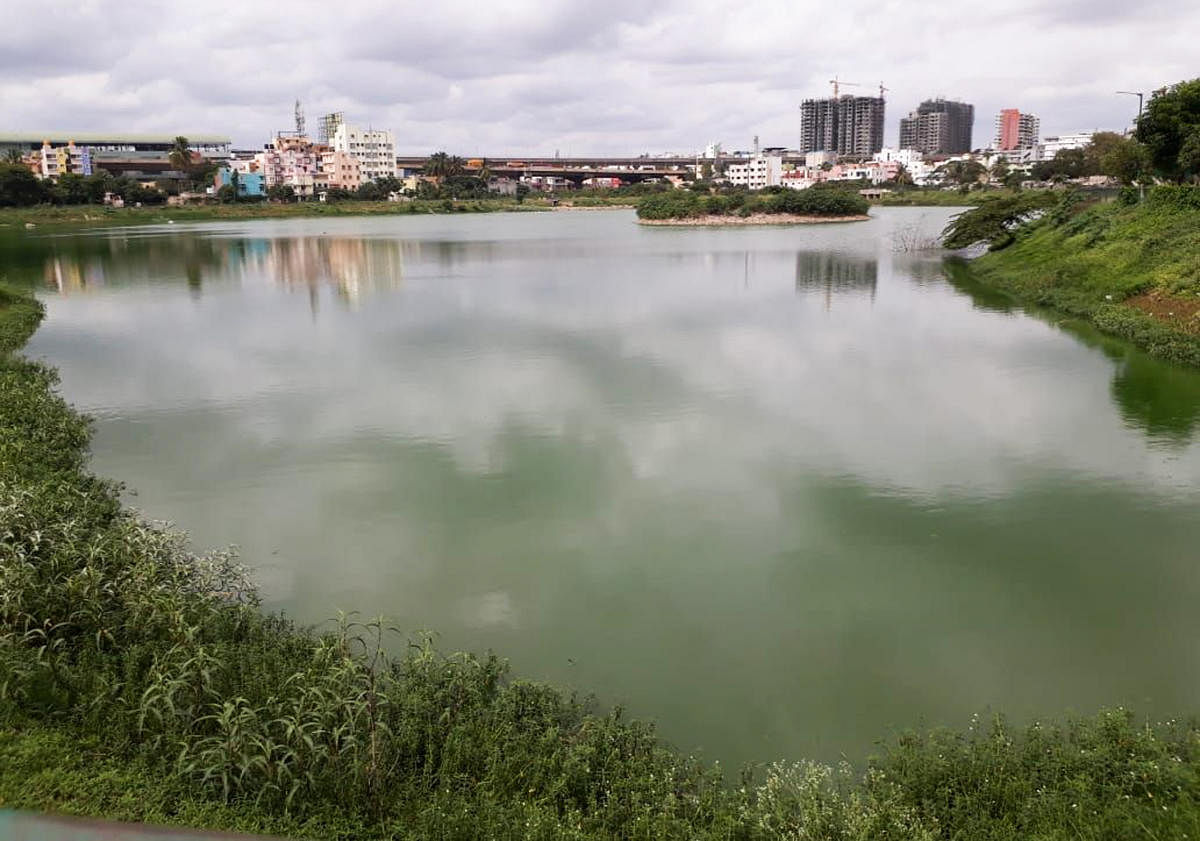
(994, 109, 1040, 150)
(320, 151, 362, 191)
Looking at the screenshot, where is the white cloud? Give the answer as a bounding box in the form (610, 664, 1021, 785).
(0, 0, 1194, 152)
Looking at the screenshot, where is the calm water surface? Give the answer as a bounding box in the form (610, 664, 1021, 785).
(9, 208, 1200, 767)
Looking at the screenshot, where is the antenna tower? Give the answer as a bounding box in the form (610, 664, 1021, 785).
(294, 99, 306, 137)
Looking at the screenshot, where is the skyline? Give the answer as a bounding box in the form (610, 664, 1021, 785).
(1, 0, 1195, 156)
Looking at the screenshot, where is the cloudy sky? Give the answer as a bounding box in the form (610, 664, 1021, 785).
(3, 0, 1196, 155)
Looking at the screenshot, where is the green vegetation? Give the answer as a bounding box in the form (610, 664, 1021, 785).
(876, 189, 998, 207)
(0, 198, 546, 229)
(946, 186, 1200, 367)
(636, 187, 868, 220)
(1136, 78, 1200, 183)
(4, 285, 1200, 838)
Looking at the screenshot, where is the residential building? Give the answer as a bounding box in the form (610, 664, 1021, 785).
(331, 123, 396, 182)
(800, 95, 885, 157)
(725, 153, 783, 189)
(320, 151, 362, 191)
(1039, 132, 1094, 159)
(898, 99, 974, 155)
(256, 135, 320, 197)
(38, 140, 92, 179)
(994, 109, 1040, 150)
(214, 167, 266, 197)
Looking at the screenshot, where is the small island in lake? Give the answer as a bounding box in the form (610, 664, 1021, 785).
(636, 187, 871, 225)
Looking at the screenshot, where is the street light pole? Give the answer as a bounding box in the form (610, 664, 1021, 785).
(1116, 90, 1145, 199)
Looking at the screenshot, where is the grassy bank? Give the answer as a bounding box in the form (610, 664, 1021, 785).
(2, 285, 1200, 839)
(948, 186, 1200, 367)
(0, 198, 546, 229)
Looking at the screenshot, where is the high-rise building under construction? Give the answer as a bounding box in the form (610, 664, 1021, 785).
(898, 99, 975, 155)
(800, 95, 886, 157)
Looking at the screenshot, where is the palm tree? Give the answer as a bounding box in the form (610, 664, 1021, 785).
(168, 137, 193, 174)
(3, 148, 23, 165)
(424, 151, 451, 183)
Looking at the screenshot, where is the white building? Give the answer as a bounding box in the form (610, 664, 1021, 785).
(725, 154, 782, 189)
(332, 123, 396, 182)
(804, 150, 839, 168)
(1038, 132, 1094, 160)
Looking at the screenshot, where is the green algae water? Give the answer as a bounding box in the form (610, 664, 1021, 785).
(7, 207, 1200, 768)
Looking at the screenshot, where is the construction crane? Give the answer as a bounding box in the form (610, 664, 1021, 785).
(877, 82, 889, 99)
(828, 76, 864, 97)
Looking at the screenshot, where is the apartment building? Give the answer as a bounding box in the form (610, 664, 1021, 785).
(994, 109, 1040, 150)
(332, 123, 396, 182)
(38, 140, 93, 179)
(725, 154, 783, 189)
(898, 99, 974, 155)
(320, 151, 362, 191)
(800, 95, 885, 156)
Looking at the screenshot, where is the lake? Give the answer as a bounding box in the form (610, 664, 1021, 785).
(9, 207, 1200, 769)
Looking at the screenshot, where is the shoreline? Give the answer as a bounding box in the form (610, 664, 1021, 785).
(638, 212, 870, 226)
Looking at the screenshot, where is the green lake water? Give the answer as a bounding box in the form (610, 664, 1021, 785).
(8, 207, 1200, 768)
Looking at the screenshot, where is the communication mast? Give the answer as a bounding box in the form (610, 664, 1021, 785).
(294, 99, 306, 138)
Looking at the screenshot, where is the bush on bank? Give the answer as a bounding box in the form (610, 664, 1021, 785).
(943, 186, 1200, 367)
(636, 187, 868, 220)
(2, 285, 1200, 839)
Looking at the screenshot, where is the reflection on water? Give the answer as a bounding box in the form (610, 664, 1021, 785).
(9, 232, 408, 309)
(794, 251, 877, 306)
(944, 257, 1200, 443)
(11, 208, 1200, 769)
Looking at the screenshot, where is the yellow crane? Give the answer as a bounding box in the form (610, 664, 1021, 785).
(828, 77, 864, 97)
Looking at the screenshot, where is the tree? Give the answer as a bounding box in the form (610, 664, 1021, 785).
(1091, 133, 1151, 185)
(892, 163, 914, 187)
(937, 159, 986, 186)
(3, 148, 23, 165)
(0, 163, 50, 206)
(83, 172, 112, 204)
(54, 172, 89, 205)
(1032, 148, 1092, 181)
(1135, 78, 1200, 182)
(216, 184, 237, 203)
(990, 158, 1010, 184)
(515, 183, 530, 203)
(267, 184, 295, 202)
(1179, 129, 1200, 183)
(424, 151, 452, 183)
(168, 136, 193, 174)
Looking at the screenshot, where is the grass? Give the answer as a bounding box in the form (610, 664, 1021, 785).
(952, 186, 1200, 367)
(0, 199, 547, 229)
(2, 283, 1200, 838)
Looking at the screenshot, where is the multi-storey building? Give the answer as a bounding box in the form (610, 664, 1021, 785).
(898, 99, 974, 155)
(800, 96, 885, 157)
(256, 135, 321, 197)
(725, 154, 782, 189)
(332, 123, 396, 182)
(1038, 131, 1093, 160)
(994, 109, 1040, 150)
(38, 140, 93, 179)
(320, 151, 362, 191)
